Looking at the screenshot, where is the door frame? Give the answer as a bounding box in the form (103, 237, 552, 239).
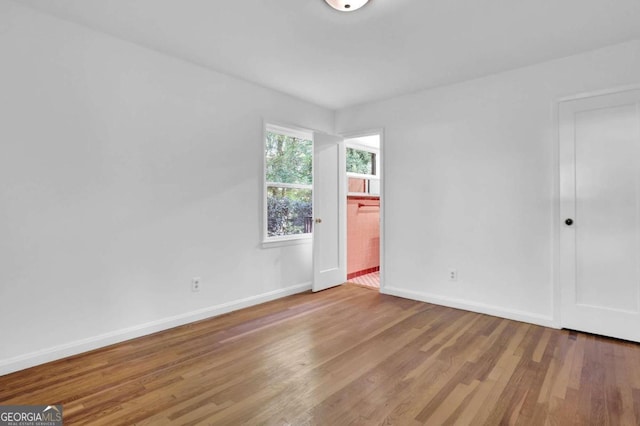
(554, 84, 640, 328)
(340, 128, 385, 290)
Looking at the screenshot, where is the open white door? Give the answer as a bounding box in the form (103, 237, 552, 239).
(312, 132, 346, 292)
(559, 89, 640, 342)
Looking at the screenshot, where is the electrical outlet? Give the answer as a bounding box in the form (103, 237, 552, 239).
(191, 277, 201, 292)
(448, 269, 458, 281)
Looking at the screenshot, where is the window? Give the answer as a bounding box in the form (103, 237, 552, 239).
(264, 124, 313, 242)
(346, 144, 380, 196)
(346, 147, 376, 175)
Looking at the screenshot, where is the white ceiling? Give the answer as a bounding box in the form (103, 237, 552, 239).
(346, 135, 379, 150)
(16, 0, 640, 109)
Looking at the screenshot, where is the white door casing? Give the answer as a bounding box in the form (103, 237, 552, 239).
(559, 89, 640, 342)
(312, 132, 346, 292)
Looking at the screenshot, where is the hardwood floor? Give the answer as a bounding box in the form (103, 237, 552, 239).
(2, 284, 640, 425)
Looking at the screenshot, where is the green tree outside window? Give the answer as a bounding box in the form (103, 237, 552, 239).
(265, 131, 313, 238)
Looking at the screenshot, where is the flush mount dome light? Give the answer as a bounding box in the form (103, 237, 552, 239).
(324, 0, 370, 12)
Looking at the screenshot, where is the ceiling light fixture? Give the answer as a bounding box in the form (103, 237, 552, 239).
(324, 0, 370, 12)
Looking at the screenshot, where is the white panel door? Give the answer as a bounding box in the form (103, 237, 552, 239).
(312, 132, 346, 292)
(559, 89, 640, 341)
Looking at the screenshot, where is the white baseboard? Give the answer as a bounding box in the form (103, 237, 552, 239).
(0, 282, 311, 376)
(381, 286, 556, 329)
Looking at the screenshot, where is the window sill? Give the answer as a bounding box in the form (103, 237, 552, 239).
(347, 192, 380, 198)
(262, 235, 312, 249)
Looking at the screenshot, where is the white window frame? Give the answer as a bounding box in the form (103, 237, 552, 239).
(346, 142, 380, 196)
(263, 123, 314, 245)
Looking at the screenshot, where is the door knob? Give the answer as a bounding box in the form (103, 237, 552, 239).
(565, 218, 574, 226)
(315, 218, 322, 224)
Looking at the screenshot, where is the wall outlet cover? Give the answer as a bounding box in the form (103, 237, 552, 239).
(191, 277, 201, 292)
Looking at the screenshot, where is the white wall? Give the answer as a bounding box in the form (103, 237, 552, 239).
(3, 0, 639, 376)
(336, 40, 640, 326)
(0, 1, 332, 374)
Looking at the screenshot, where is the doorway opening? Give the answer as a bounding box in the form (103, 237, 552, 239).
(344, 133, 381, 290)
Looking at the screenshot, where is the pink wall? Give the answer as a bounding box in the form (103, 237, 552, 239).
(347, 196, 380, 277)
